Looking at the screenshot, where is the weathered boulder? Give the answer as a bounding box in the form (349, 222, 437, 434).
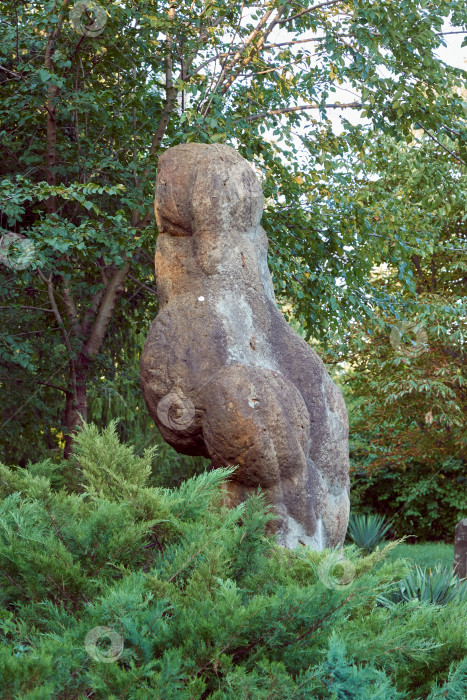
(454, 518, 467, 579)
(140, 143, 350, 549)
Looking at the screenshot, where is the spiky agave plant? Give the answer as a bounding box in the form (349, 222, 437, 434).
(346, 513, 392, 553)
(381, 565, 467, 607)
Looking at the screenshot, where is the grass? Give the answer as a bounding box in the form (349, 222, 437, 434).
(384, 541, 454, 569)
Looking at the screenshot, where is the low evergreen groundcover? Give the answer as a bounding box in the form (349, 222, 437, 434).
(0, 423, 466, 698)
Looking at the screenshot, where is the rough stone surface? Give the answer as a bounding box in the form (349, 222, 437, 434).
(454, 518, 467, 580)
(140, 143, 350, 549)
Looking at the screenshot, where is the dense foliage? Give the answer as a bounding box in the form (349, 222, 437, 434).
(1, 423, 466, 699)
(335, 133, 467, 541)
(1, 0, 466, 460)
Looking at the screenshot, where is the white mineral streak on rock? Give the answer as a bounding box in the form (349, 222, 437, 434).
(277, 515, 325, 551)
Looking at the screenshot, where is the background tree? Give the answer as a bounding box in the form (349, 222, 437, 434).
(0, 0, 466, 461)
(328, 132, 466, 540)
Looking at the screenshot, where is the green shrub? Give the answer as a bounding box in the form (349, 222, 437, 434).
(346, 512, 392, 552)
(0, 423, 466, 699)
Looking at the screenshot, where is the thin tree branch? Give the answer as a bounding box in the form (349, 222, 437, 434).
(220, 4, 288, 97)
(436, 30, 467, 36)
(0, 569, 28, 596)
(37, 380, 68, 393)
(1, 328, 60, 337)
(415, 123, 465, 165)
(136, 5, 178, 229)
(183, 13, 228, 78)
(37, 269, 78, 402)
(193, 35, 327, 75)
(242, 55, 317, 78)
(278, 0, 345, 24)
(80, 286, 105, 340)
(134, 11, 231, 229)
(263, 36, 328, 49)
(147, 4, 176, 158)
(127, 273, 158, 297)
(44, 2, 70, 215)
(0, 306, 55, 313)
(84, 262, 131, 357)
(242, 101, 363, 122)
(61, 279, 80, 334)
(223, 4, 278, 75)
(0, 64, 22, 80)
(36, 272, 73, 359)
(0, 362, 68, 431)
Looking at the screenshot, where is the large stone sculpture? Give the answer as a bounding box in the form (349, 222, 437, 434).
(140, 143, 350, 549)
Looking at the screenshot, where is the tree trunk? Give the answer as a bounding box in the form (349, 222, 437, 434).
(59, 263, 130, 458)
(63, 353, 88, 459)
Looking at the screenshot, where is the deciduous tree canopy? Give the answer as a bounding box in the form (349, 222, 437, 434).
(0, 0, 466, 460)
